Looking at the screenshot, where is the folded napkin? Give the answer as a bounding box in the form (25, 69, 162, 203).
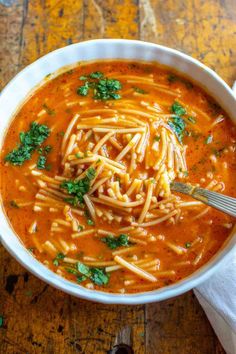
(194, 248, 236, 354)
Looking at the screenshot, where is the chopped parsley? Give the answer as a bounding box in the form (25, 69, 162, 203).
(60, 167, 96, 206)
(167, 74, 193, 89)
(77, 72, 122, 101)
(10, 200, 19, 208)
(53, 253, 65, 266)
(167, 73, 178, 83)
(212, 147, 225, 157)
(205, 135, 213, 144)
(5, 122, 50, 166)
(89, 71, 104, 79)
(171, 101, 186, 116)
(168, 116, 185, 143)
(101, 234, 129, 250)
(87, 219, 94, 226)
(79, 75, 88, 81)
(185, 242, 191, 248)
(154, 135, 160, 142)
(77, 81, 90, 96)
(168, 101, 186, 143)
(187, 116, 196, 124)
(133, 87, 147, 94)
(43, 103, 55, 116)
(37, 155, 47, 169)
(66, 262, 110, 286)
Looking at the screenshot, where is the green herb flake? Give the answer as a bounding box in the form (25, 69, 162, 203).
(133, 87, 147, 94)
(154, 135, 160, 142)
(27, 247, 35, 253)
(101, 234, 129, 250)
(171, 101, 186, 116)
(61, 167, 96, 206)
(168, 73, 178, 83)
(185, 242, 191, 248)
(205, 135, 213, 144)
(75, 153, 83, 159)
(0, 316, 3, 328)
(187, 116, 196, 124)
(77, 81, 90, 96)
(66, 268, 78, 275)
(79, 75, 88, 80)
(78, 225, 84, 231)
(89, 71, 104, 79)
(37, 155, 47, 170)
(94, 79, 122, 100)
(168, 116, 185, 143)
(212, 147, 225, 157)
(90, 268, 110, 286)
(67, 261, 109, 286)
(10, 200, 19, 208)
(77, 275, 87, 283)
(53, 253, 65, 266)
(77, 73, 122, 101)
(43, 103, 55, 116)
(5, 122, 50, 166)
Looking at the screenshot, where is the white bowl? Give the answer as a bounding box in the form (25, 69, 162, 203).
(0, 39, 235, 304)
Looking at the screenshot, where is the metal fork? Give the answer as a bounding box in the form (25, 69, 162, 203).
(171, 182, 236, 218)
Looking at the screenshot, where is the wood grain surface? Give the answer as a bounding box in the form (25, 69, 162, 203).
(1, 1, 235, 353)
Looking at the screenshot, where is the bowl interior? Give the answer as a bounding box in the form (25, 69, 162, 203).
(0, 39, 235, 304)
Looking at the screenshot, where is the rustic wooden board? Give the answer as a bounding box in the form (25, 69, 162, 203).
(1, 0, 235, 352)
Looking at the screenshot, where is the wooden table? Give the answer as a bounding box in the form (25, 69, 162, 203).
(0, 1, 235, 353)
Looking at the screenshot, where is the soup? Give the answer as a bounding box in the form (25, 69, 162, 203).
(0, 61, 235, 294)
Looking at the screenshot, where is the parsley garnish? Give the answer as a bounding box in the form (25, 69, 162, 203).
(65, 262, 109, 285)
(77, 73, 122, 101)
(5, 122, 50, 166)
(77, 81, 90, 96)
(53, 253, 65, 266)
(187, 116, 196, 124)
(168, 116, 185, 143)
(185, 242, 191, 248)
(171, 101, 186, 116)
(205, 135, 213, 144)
(87, 219, 94, 226)
(76, 262, 109, 286)
(154, 135, 160, 142)
(60, 167, 96, 206)
(0, 316, 3, 328)
(89, 71, 104, 79)
(43, 103, 55, 116)
(37, 155, 47, 170)
(101, 234, 129, 250)
(79, 75, 88, 81)
(133, 87, 147, 94)
(10, 200, 19, 208)
(168, 102, 186, 143)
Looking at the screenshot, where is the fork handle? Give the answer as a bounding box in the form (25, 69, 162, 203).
(171, 182, 236, 218)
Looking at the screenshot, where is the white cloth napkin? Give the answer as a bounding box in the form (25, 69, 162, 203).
(194, 248, 236, 354)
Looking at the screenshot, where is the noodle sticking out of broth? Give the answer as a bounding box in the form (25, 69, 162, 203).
(1, 61, 235, 293)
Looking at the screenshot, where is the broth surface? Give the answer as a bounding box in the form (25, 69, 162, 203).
(1, 60, 235, 293)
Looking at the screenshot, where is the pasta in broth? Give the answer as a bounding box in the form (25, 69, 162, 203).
(1, 61, 235, 293)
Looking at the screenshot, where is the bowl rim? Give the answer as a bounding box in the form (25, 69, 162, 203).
(0, 38, 235, 304)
